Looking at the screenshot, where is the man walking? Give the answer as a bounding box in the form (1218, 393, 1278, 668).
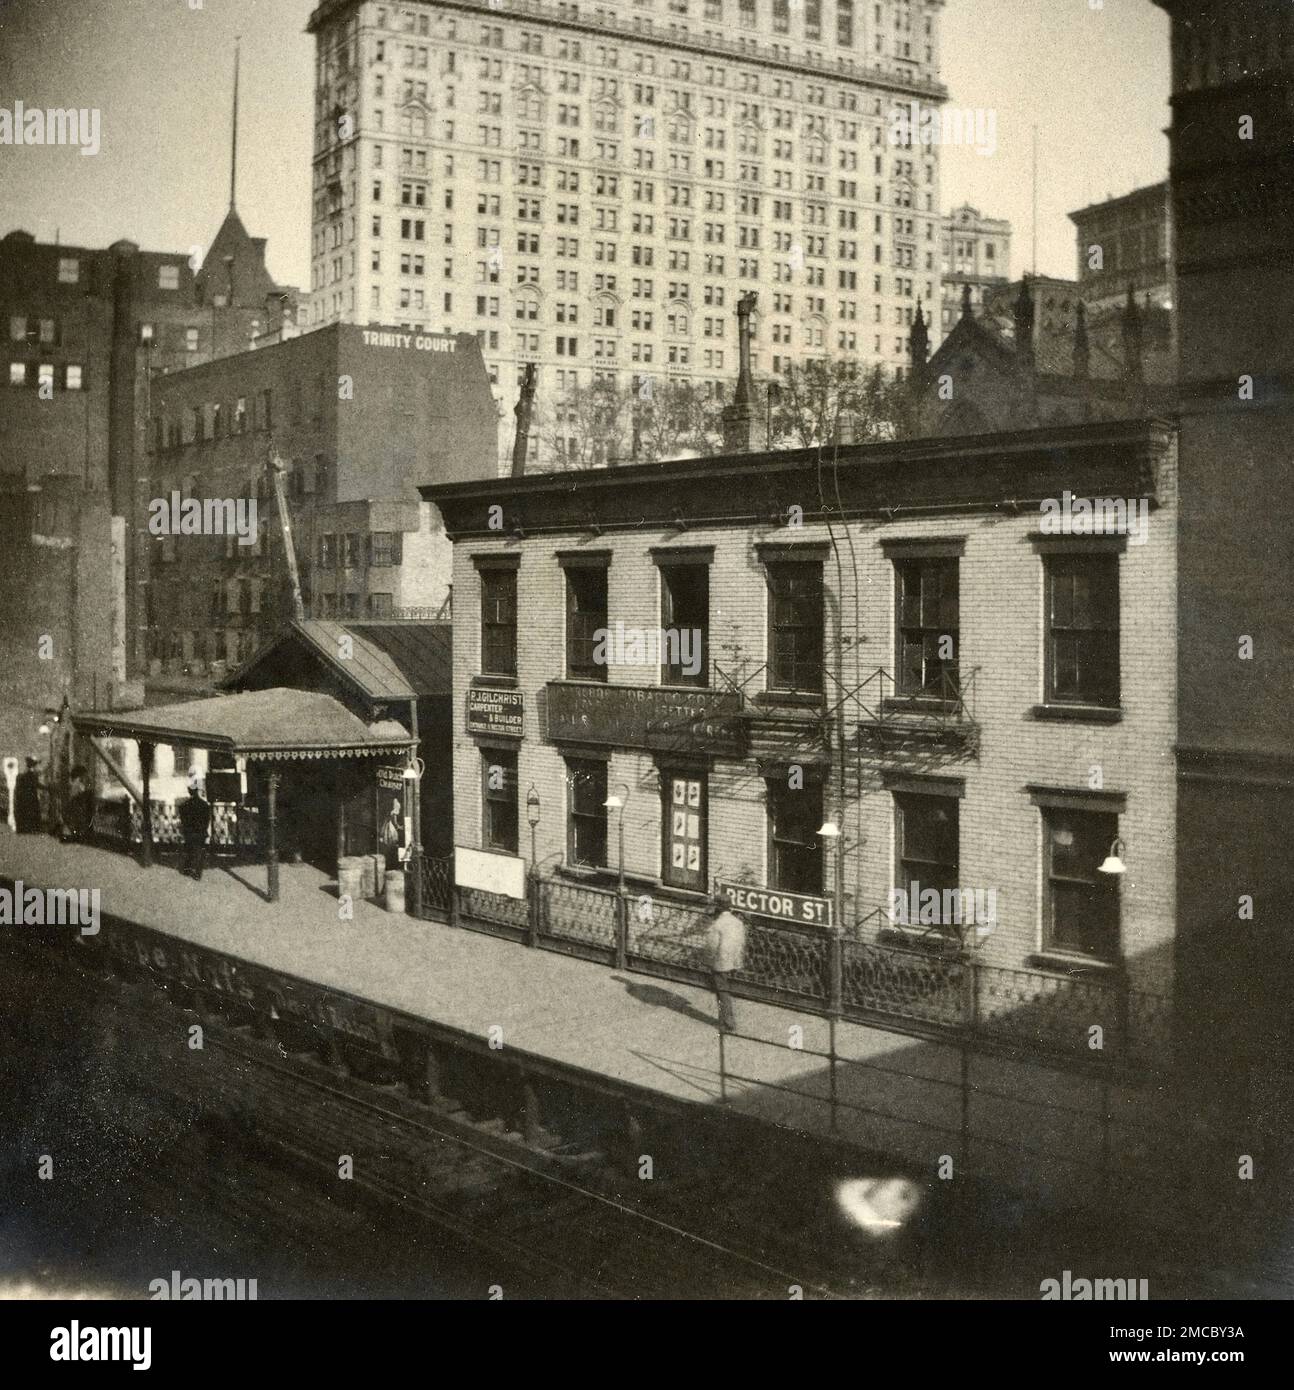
(706, 894, 747, 1033)
(14, 757, 42, 834)
(178, 774, 211, 881)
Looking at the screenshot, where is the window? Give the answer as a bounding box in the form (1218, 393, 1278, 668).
(185, 327, 199, 353)
(767, 777, 823, 894)
(1044, 552, 1119, 706)
(480, 565, 518, 676)
(564, 561, 608, 681)
(766, 560, 823, 693)
(57, 258, 79, 284)
(8, 362, 25, 386)
(895, 557, 958, 697)
(894, 793, 959, 930)
(566, 758, 608, 868)
(482, 748, 519, 853)
(370, 532, 402, 567)
(1043, 806, 1120, 961)
(658, 562, 708, 687)
(158, 264, 180, 290)
(662, 771, 706, 891)
(368, 592, 393, 618)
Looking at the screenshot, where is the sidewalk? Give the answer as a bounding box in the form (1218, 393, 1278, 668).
(0, 830, 1190, 1210)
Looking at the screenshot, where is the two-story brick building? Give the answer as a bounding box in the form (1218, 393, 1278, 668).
(427, 416, 1178, 1008)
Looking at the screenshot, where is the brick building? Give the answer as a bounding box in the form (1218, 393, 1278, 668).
(144, 322, 497, 687)
(1069, 181, 1172, 322)
(0, 222, 296, 757)
(428, 416, 1179, 1004)
(305, 0, 950, 468)
(1152, 0, 1294, 1067)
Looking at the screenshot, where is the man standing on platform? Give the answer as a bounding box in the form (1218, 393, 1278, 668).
(178, 774, 211, 881)
(706, 894, 747, 1033)
(14, 757, 43, 834)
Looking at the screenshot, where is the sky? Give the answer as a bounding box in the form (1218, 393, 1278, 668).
(0, 0, 1171, 288)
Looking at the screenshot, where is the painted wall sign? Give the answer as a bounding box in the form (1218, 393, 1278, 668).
(545, 682, 745, 757)
(467, 687, 524, 738)
(360, 330, 457, 352)
(455, 845, 527, 900)
(718, 880, 834, 928)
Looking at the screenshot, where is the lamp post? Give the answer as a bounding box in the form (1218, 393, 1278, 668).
(402, 756, 425, 915)
(526, 784, 541, 948)
(603, 782, 630, 968)
(603, 782, 630, 895)
(526, 783, 541, 870)
(1099, 837, 1130, 1049)
(39, 706, 61, 829)
(817, 809, 848, 1026)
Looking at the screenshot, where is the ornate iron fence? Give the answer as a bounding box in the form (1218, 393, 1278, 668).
(435, 866, 1173, 1072)
(842, 937, 968, 1029)
(537, 877, 618, 962)
(737, 918, 831, 1006)
(628, 895, 711, 983)
(457, 885, 529, 942)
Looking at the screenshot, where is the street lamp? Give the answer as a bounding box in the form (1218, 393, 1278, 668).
(603, 782, 630, 894)
(817, 810, 846, 933)
(1098, 838, 1127, 875)
(40, 706, 61, 827)
(526, 783, 541, 871)
(402, 756, 426, 914)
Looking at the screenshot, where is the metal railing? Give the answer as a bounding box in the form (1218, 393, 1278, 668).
(436, 866, 1174, 1072)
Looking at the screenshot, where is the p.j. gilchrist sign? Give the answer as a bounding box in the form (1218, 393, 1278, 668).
(544, 682, 746, 757)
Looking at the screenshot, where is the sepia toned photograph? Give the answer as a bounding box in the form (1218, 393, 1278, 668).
(0, 0, 1290, 1352)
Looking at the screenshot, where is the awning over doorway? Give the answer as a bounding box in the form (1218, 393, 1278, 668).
(70, 687, 415, 760)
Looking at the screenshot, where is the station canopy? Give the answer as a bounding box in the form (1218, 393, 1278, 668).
(71, 687, 415, 762)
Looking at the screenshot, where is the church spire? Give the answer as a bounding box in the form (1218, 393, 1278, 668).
(229, 37, 241, 212)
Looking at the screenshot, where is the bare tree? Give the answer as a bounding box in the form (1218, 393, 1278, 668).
(633, 378, 724, 462)
(538, 381, 631, 470)
(767, 360, 914, 449)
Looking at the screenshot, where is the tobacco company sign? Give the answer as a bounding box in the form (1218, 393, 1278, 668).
(467, 686, 524, 738)
(545, 682, 746, 757)
(718, 880, 834, 928)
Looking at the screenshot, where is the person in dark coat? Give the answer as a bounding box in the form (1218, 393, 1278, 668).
(178, 776, 212, 881)
(14, 757, 43, 834)
(62, 765, 95, 842)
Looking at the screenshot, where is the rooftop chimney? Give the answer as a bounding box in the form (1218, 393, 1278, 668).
(511, 362, 537, 477)
(722, 290, 758, 452)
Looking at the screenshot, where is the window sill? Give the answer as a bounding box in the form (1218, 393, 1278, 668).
(1030, 704, 1123, 725)
(553, 862, 710, 905)
(472, 673, 518, 689)
(753, 690, 824, 710)
(882, 695, 960, 715)
(1024, 952, 1123, 978)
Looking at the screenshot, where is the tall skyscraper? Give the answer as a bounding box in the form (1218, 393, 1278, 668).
(306, 0, 948, 468)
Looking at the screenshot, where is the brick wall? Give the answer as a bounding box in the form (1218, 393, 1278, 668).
(449, 440, 1178, 993)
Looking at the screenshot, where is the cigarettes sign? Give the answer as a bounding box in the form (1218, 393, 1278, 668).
(717, 880, 834, 928)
